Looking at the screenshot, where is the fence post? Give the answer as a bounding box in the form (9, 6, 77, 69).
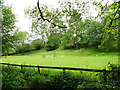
(38, 65, 41, 75)
(63, 69, 65, 75)
(21, 65, 23, 70)
(8, 64, 10, 69)
(103, 69, 107, 82)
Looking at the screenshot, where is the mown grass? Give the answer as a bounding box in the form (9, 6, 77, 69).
(2, 48, 118, 69)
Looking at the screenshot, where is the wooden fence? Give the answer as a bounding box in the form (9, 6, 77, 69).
(0, 63, 112, 82)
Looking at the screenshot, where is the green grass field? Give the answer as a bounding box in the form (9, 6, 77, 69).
(1, 48, 118, 69)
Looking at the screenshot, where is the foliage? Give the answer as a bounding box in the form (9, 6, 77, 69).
(0, 1, 2, 57)
(1, 0, 118, 54)
(47, 72, 79, 89)
(31, 38, 44, 50)
(2, 66, 28, 88)
(24, 0, 119, 52)
(30, 75, 49, 89)
(1, 1, 16, 55)
(103, 63, 120, 88)
(93, 0, 120, 51)
(2, 63, 120, 89)
(46, 29, 61, 51)
(13, 31, 30, 54)
(1, 1, 32, 56)
(24, 43, 32, 52)
(13, 31, 29, 46)
(25, 5, 52, 43)
(24, 0, 93, 50)
(15, 44, 32, 54)
(83, 19, 104, 48)
(1, 66, 88, 89)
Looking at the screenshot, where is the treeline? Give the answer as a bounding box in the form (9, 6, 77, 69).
(24, 0, 119, 52)
(11, 19, 117, 54)
(4, 18, 119, 56)
(7, 38, 44, 55)
(1, 0, 119, 56)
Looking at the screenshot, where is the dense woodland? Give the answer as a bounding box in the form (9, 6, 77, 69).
(1, 0, 120, 56)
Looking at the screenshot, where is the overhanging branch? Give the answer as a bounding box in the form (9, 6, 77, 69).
(108, 3, 120, 28)
(37, 0, 67, 28)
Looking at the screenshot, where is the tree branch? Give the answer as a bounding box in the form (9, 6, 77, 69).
(37, 0, 67, 28)
(95, 1, 109, 19)
(108, 3, 120, 28)
(49, 14, 58, 22)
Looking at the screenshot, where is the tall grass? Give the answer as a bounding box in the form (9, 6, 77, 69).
(2, 63, 120, 89)
(1, 65, 100, 89)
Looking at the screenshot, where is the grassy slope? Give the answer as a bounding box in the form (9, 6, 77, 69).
(2, 48, 118, 69)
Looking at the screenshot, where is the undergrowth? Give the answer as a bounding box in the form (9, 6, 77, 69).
(1, 63, 120, 89)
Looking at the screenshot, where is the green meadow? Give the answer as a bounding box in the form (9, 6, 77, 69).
(2, 48, 118, 69)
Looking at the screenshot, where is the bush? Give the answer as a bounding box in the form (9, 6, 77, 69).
(97, 63, 120, 88)
(105, 63, 120, 88)
(46, 38, 60, 51)
(2, 66, 28, 88)
(47, 72, 79, 89)
(15, 45, 25, 54)
(31, 39, 44, 50)
(30, 75, 48, 89)
(2, 66, 80, 89)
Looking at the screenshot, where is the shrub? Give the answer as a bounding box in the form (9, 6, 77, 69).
(2, 66, 28, 88)
(30, 75, 48, 89)
(97, 63, 120, 88)
(2, 63, 120, 89)
(31, 39, 44, 50)
(106, 63, 120, 88)
(47, 72, 79, 89)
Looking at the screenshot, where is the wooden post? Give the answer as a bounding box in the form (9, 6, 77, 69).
(38, 65, 40, 75)
(63, 69, 65, 75)
(103, 69, 107, 82)
(8, 64, 10, 70)
(21, 65, 23, 70)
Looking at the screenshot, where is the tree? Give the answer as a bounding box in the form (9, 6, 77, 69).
(82, 19, 104, 48)
(58, 1, 84, 49)
(1, 1, 16, 55)
(25, 0, 91, 50)
(46, 29, 61, 51)
(31, 38, 44, 50)
(13, 31, 28, 45)
(0, 1, 2, 57)
(16, 43, 31, 54)
(37, 0, 67, 28)
(93, 0, 120, 51)
(25, 0, 120, 52)
(13, 31, 29, 54)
